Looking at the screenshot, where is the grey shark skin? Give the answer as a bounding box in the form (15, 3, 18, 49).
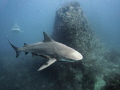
(8, 32, 83, 71)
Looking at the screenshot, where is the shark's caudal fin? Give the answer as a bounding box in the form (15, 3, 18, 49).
(8, 39, 20, 58)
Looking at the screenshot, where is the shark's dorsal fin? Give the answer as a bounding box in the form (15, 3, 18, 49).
(23, 43, 28, 47)
(43, 32, 53, 42)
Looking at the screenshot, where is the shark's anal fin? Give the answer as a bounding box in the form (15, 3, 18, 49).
(38, 58, 56, 71)
(25, 52, 29, 55)
(31, 52, 38, 57)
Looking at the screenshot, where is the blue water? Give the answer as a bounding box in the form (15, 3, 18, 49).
(0, 0, 120, 90)
(0, 0, 120, 54)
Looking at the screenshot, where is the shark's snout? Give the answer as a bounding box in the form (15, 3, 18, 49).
(71, 51, 83, 60)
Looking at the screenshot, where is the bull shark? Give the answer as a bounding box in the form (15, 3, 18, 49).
(8, 32, 83, 71)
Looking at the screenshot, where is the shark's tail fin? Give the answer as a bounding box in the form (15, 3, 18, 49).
(8, 39, 21, 58)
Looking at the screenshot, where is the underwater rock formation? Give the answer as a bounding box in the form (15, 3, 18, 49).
(52, 1, 120, 90)
(53, 1, 120, 90)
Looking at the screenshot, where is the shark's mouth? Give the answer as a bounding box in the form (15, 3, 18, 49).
(59, 58, 76, 62)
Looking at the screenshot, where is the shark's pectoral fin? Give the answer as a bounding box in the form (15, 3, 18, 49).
(38, 58, 57, 71)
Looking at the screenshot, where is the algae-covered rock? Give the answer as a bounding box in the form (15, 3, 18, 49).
(53, 2, 106, 90)
(52, 1, 106, 90)
(52, 1, 120, 90)
(94, 75, 106, 90)
(103, 72, 120, 90)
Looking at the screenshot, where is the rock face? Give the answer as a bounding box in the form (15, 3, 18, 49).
(53, 1, 100, 56)
(53, 1, 88, 49)
(53, 2, 101, 90)
(52, 1, 105, 90)
(52, 1, 120, 90)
